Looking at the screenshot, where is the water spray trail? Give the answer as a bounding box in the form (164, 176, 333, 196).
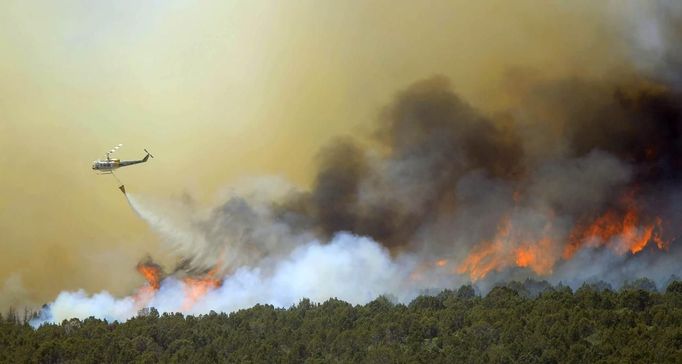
(125, 194, 187, 241)
(124, 194, 214, 272)
(122, 193, 144, 220)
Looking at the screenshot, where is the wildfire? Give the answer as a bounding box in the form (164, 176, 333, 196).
(513, 238, 554, 275)
(181, 267, 222, 311)
(457, 237, 506, 281)
(457, 191, 668, 282)
(133, 259, 223, 312)
(564, 197, 665, 258)
(457, 218, 556, 281)
(135, 261, 163, 306)
(136, 262, 162, 289)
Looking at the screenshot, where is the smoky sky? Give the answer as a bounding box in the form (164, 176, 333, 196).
(4, 1, 682, 311)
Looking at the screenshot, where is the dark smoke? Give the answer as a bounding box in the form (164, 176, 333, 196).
(266, 75, 682, 255)
(518, 78, 682, 180)
(276, 76, 524, 249)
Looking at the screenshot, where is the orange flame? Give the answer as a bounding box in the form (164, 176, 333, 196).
(514, 238, 554, 275)
(134, 260, 224, 312)
(181, 267, 222, 311)
(136, 263, 162, 290)
(457, 192, 669, 281)
(457, 218, 556, 280)
(180, 251, 227, 311)
(134, 261, 163, 306)
(457, 238, 506, 281)
(564, 197, 665, 258)
(514, 248, 534, 267)
(457, 190, 669, 282)
(457, 218, 510, 281)
(456, 214, 564, 281)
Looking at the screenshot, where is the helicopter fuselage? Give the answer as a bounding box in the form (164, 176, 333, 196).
(92, 159, 121, 171)
(92, 151, 152, 172)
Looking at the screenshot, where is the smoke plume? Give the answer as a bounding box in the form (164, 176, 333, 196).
(30, 1, 682, 326)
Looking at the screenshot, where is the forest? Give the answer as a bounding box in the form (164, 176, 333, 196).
(1, 279, 681, 363)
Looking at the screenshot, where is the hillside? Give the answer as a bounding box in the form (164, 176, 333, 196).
(2, 280, 681, 363)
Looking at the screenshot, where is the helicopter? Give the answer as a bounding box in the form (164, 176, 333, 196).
(92, 144, 153, 173)
(92, 144, 153, 194)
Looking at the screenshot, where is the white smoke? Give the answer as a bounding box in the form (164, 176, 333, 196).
(35, 290, 137, 325)
(32, 232, 433, 326)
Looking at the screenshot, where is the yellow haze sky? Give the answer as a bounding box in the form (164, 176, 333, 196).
(0, 1, 641, 308)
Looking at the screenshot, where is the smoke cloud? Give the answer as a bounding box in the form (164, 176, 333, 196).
(34, 69, 682, 324)
(5, 2, 681, 324)
(33, 233, 423, 325)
